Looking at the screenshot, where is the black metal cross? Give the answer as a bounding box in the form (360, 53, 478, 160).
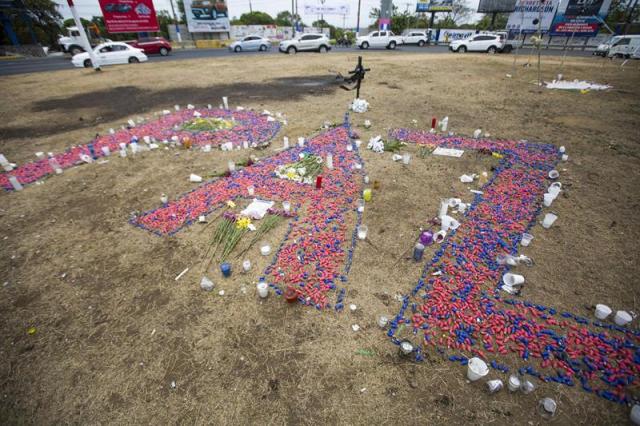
(340, 56, 370, 99)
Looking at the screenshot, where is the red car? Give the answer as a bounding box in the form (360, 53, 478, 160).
(127, 37, 172, 56)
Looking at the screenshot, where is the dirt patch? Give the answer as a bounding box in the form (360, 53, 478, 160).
(0, 53, 639, 424)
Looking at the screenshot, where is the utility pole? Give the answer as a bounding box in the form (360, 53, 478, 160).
(320, 0, 326, 22)
(249, 0, 253, 13)
(356, 0, 362, 35)
(66, 0, 100, 71)
(292, 0, 296, 37)
(169, 0, 182, 43)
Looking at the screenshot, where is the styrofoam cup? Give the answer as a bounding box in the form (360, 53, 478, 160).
(548, 170, 560, 179)
(508, 375, 521, 391)
(503, 273, 525, 286)
(257, 281, 269, 298)
(441, 215, 460, 231)
(521, 233, 534, 246)
(631, 404, 640, 425)
(189, 174, 203, 183)
(562, 154, 569, 162)
(434, 230, 447, 243)
(614, 310, 632, 326)
(543, 193, 554, 207)
(595, 304, 612, 320)
(467, 357, 489, 381)
(548, 186, 561, 197)
(542, 213, 558, 229)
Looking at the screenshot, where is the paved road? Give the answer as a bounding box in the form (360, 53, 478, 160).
(0, 44, 597, 77)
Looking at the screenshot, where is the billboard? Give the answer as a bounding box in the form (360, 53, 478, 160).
(184, 0, 230, 33)
(98, 0, 159, 33)
(417, 0, 453, 12)
(477, 0, 517, 13)
(506, 0, 559, 35)
(549, 0, 612, 36)
(303, 4, 350, 15)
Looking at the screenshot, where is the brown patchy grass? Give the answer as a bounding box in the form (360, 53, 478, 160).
(0, 52, 639, 424)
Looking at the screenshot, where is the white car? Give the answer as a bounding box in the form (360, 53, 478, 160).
(356, 30, 403, 50)
(449, 34, 504, 54)
(229, 35, 271, 52)
(279, 34, 331, 54)
(71, 42, 148, 68)
(402, 31, 428, 46)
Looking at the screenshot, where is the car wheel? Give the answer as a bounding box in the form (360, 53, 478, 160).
(388, 41, 396, 50)
(259, 44, 267, 51)
(287, 46, 297, 54)
(70, 46, 84, 56)
(361, 42, 369, 49)
(487, 46, 497, 54)
(458, 46, 467, 53)
(418, 40, 425, 47)
(319, 45, 327, 53)
(128, 57, 140, 63)
(83, 59, 92, 68)
(159, 47, 169, 56)
(234, 46, 241, 53)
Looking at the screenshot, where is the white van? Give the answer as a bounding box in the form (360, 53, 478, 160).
(607, 35, 640, 58)
(594, 35, 623, 56)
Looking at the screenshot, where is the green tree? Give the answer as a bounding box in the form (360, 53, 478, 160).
(176, 0, 187, 24)
(275, 10, 292, 26)
(1, 0, 63, 46)
(475, 13, 509, 30)
(312, 19, 336, 38)
(236, 11, 275, 25)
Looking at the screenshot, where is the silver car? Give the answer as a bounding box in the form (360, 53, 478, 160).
(229, 35, 271, 53)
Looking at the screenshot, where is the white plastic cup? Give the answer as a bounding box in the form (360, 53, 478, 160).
(503, 273, 525, 287)
(228, 161, 235, 172)
(614, 310, 632, 326)
(282, 201, 291, 213)
(8, 176, 23, 191)
(357, 225, 368, 240)
(487, 379, 503, 393)
(521, 379, 535, 394)
(377, 315, 389, 328)
(35, 152, 45, 160)
(189, 174, 203, 183)
(595, 304, 612, 320)
(326, 153, 333, 169)
(257, 281, 269, 298)
(441, 215, 460, 231)
(521, 233, 534, 247)
(297, 137, 305, 147)
(283, 137, 289, 149)
(562, 154, 569, 162)
(631, 404, 640, 425)
(402, 153, 411, 165)
(101, 146, 111, 156)
(357, 199, 365, 213)
(548, 185, 561, 197)
(542, 213, 558, 229)
(508, 375, 521, 391)
(473, 129, 482, 139)
(543, 193, 554, 207)
(497, 254, 518, 266)
(346, 144, 353, 152)
(540, 398, 557, 416)
(434, 230, 447, 243)
(222, 96, 229, 110)
(467, 357, 489, 381)
(247, 186, 255, 196)
(548, 170, 560, 179)
(260, 244, 271, 256)
(559, 146, 566, 153)
(242, 260, 251, 272)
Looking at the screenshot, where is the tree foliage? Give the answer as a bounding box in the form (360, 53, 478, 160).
(1, 0, 63, 46)
(233, 11, 275, 25)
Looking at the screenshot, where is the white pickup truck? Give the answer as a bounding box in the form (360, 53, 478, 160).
(356, 30, 403, 50)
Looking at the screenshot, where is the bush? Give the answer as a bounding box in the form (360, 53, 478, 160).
(329, 39, 337, 45)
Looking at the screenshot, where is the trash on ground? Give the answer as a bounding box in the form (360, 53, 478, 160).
(545, 79, 611, 91)
(432, 147, 464, 157)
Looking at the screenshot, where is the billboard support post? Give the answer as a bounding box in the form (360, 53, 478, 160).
(67, 0, 100, 71)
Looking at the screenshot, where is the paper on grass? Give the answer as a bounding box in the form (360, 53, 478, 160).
(241, 199, 274, 220)
(433, 147, 464, 158)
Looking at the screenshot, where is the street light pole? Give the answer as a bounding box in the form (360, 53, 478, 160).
(169, 0, 182, 43)
(66, 0, 100, 71)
